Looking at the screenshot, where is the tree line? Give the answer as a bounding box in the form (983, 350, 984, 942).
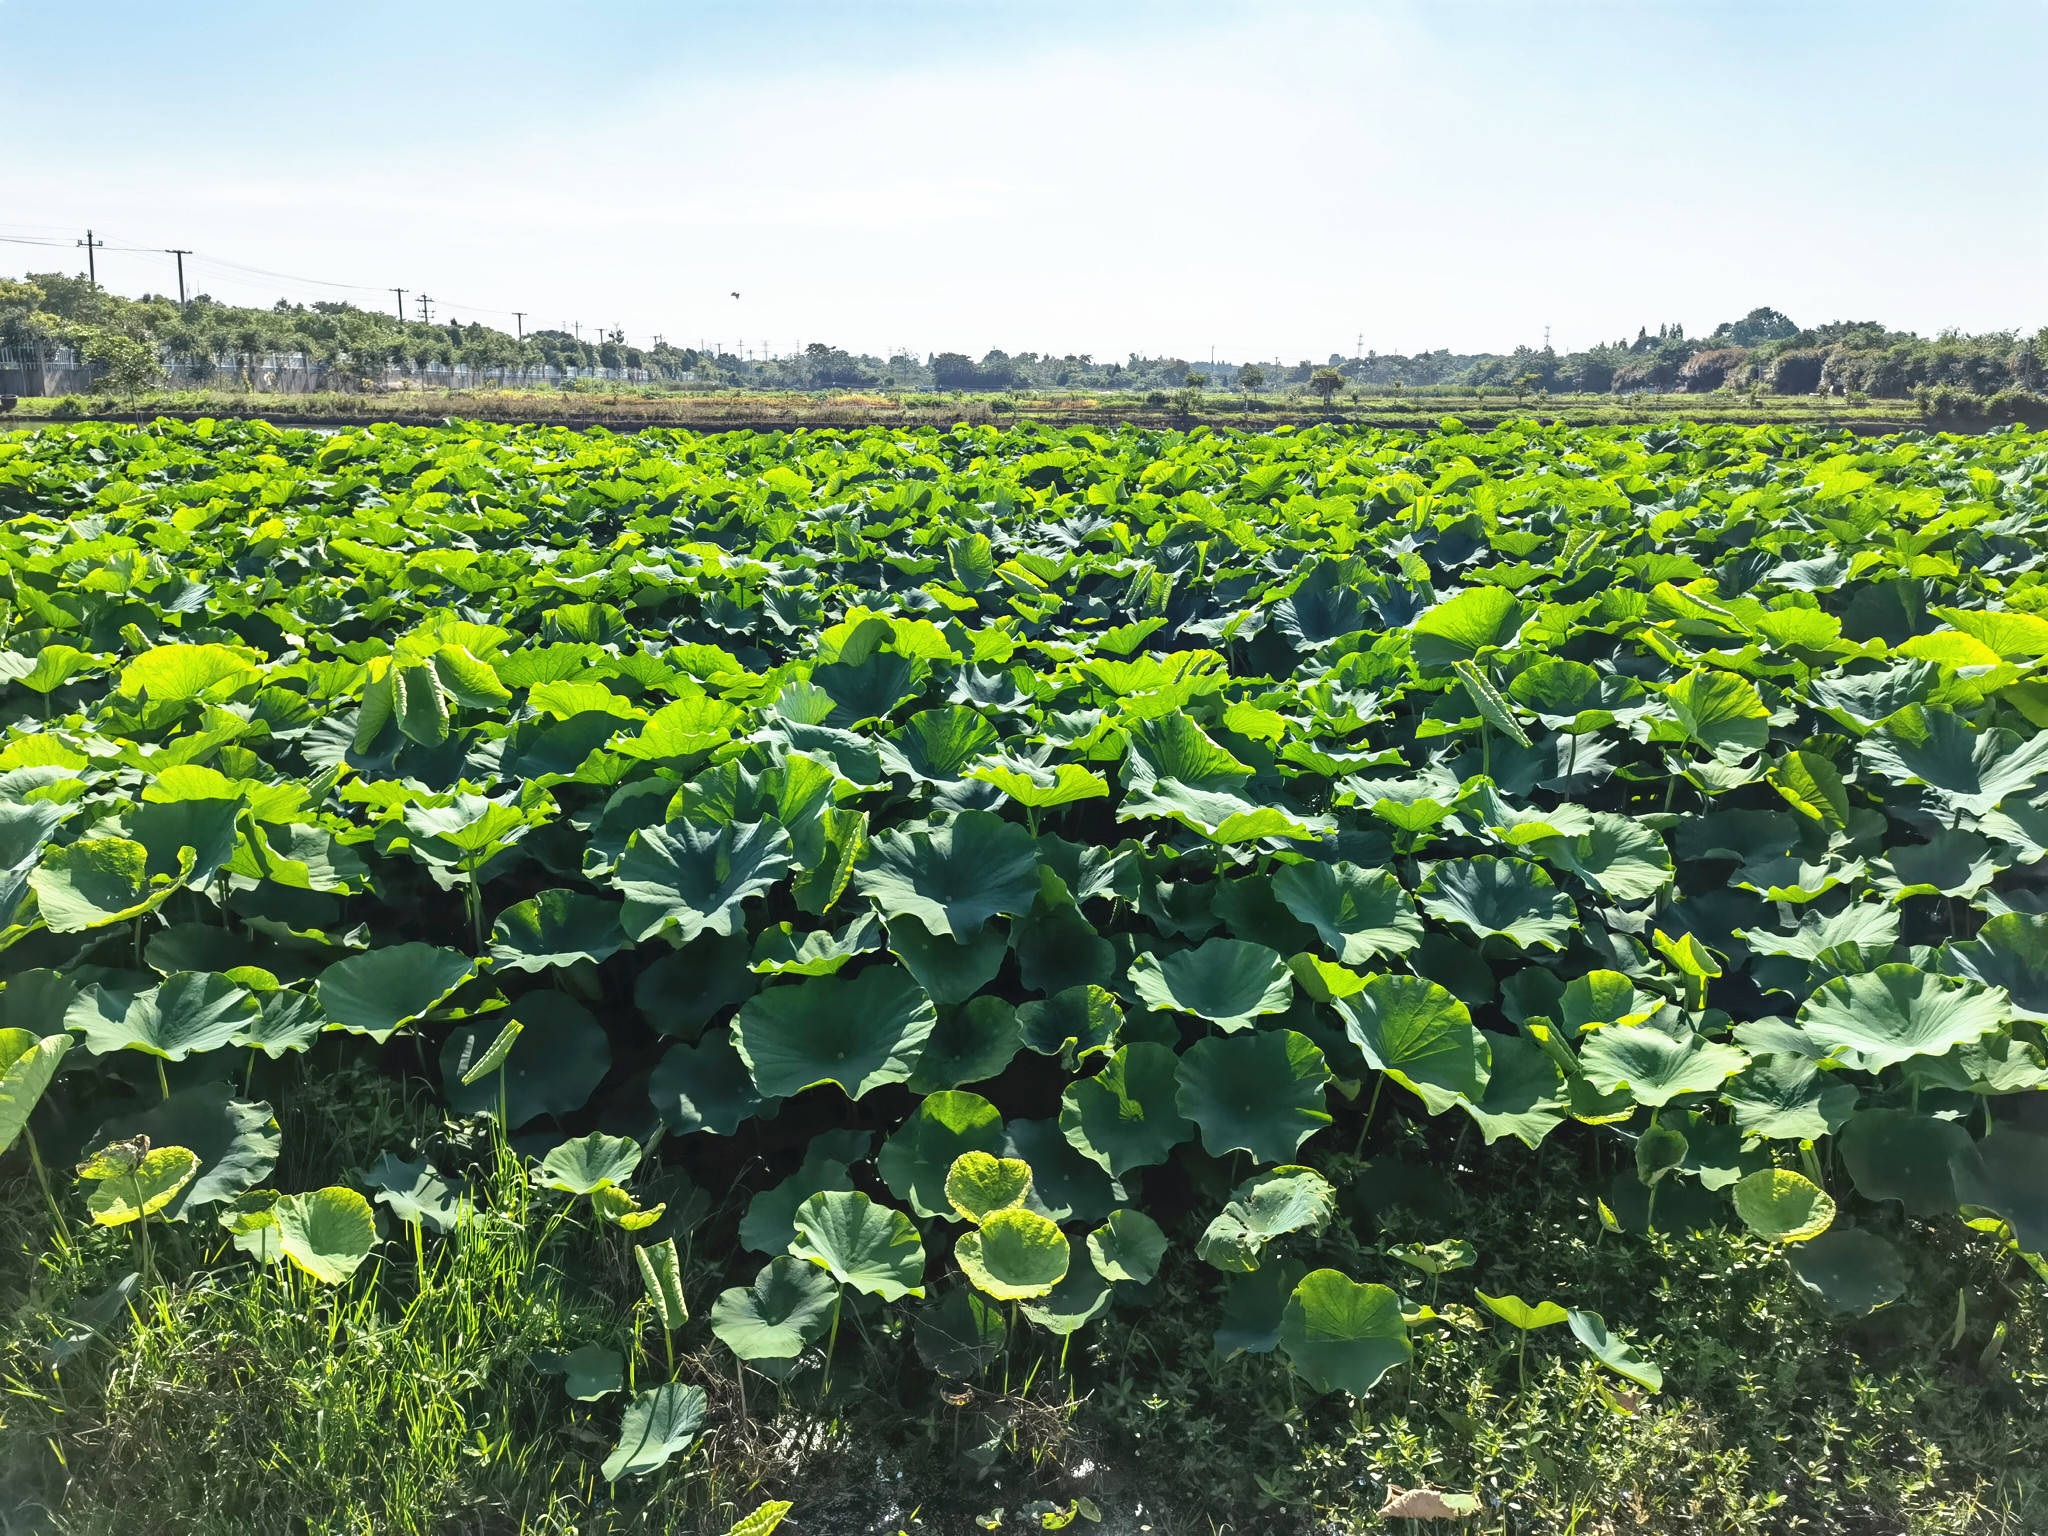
(3, 276, 2043, 406)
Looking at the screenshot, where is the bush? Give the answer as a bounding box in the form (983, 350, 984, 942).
(49, 395, 83, 418)
(1674, 348, 1750, 393)
(1767, 350, 1825, 394)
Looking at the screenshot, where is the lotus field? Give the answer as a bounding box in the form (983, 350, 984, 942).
(4, 415, 2048, 1501)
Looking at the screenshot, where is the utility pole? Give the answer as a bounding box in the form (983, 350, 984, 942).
(164, 249, 192, 305)
(512, 311, 526, 340)
(416, 294, 434, 324)
(76, 229, 104, 286)
(1543, 325, 1551, 352)
(1357, 331, 1363, 361)
(392, 289, 407, 323)
(573, 321, 582, 341)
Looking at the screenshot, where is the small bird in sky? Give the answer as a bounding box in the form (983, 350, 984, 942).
(731, 292, 741, 300)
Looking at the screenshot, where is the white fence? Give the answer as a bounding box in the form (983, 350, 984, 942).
(0, 345, 671, 398)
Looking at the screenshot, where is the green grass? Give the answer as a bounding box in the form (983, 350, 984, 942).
(5, 1066, 2041, 1535)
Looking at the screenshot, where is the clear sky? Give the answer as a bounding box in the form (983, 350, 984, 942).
(3, 0, 2042, 361)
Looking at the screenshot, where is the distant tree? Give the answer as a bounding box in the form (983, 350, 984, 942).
(1237, 362, 1265, 413)
(83, 331, 162, 395)
(1184, 371, 1206, 389)
(1309, 367, 1344, 405)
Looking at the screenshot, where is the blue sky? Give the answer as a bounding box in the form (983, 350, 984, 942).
(3, 0, 2042, 360)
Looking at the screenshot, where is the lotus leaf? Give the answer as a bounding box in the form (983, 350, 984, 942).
(1732, 1168, 1836, 1242)
(1129, 938, 1293, 1032)
(955, 1206, 1070, 1300)
(1279, 1269, 1412, 1394)
(735, 965, 937, 1100)
(711, 1255, 839, 1361)
(788, 1189, 926, 1300)
(1175, 1030, 1332, 1164)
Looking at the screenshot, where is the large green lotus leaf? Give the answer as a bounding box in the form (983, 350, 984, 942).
(886, 915, 1007, 1005)
(1004, 1116, 1120, 1225)
(273, 1186, 377, 1284)
(852, 810, 1040, 939)
(360, 1152, 469, 1233)
(1509, 658, 1646, 729)
(1020, 1260, 1115, 1336)
(602, 1382, 707, 1482)
(750, 912, 881, 978)
(1270, 862, 1422, 965)
(1788, 1227, 1907, 1317)
(876, 1091, 1005, 1218)
(1197, 1166, 1336, 1273)
(1474, 1291, 1569, 1331)
(1339, 974, 1491, 1114)
(734, 965, 937, 1100)
(736, 1131, 869, 1254)
(99, 1081, 279, 1220)
(1859, 706, 2048, 818)
(1533, 812, 1676, 904)
(1118, 713, 1330, 845)
(877, 705, 1000, 782)
(788, 1189, 926, 1301)
(649, 1027, 779, 1136)
(1012, 898, 1116, 995)
(966, 760, 1110, 810)
(1732, 1168, 1835, 1243)
(117, 642, 262, 703)
(1724, 1054, 1859, 1142)
(1060, 1041, 1193, 1176)
(711, 1255, 839, 1361)
(908, 995, 1022, 1092)
(489, 889, 628, 972)
(68, 971, 258, 1061)
(1876, 830, 1999, 901)
(84, 1145, 199, 1226)
(1461, 1032, 1568, 1149)
(634, 932, 756, 1037)
(125, 797, 242, 888)
(1566, 1309, 1663, 1392)
(234, 989, 325, 1059)
(1087, 1208, 1167, 1285)
(1176, 1030, 1332, 1164)
(1903, 1033, 2048, 1096)
(1130, 938, 1294, 1032)
(1017, 984, 1123, 1059)
(318, 943, 474, 1043)
(913, 1285, 1009, 1376)
(537, 1343, 623, 1402)
(1664, 669, 1771, 759)
(944, 1151, 1033, 1224)
(537, 1131, 643, 1195)
(0, 1028, 71, 1155)
(1411, 587, 1524, 668)
(1416, 857, 1575, 951)
(1797, 965, 2005, 1072)
(1949, 1129, 2048, 1255)
(1279, 1269, 1412, 1394)
(1557, 971, 1659, 1033)
(1576, 1024, 1746, 1109)
(441, 991, 610, 1127)
(1215, 1258, 1307, 1358)
(956, 1207, 1070, 1301)
(30, 836, 187, 932)
(1943, 913, 2048, 1023)
(613, 819, 792, 944)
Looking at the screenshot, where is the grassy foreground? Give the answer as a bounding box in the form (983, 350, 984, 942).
(3, 1060, 2042, 1535)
